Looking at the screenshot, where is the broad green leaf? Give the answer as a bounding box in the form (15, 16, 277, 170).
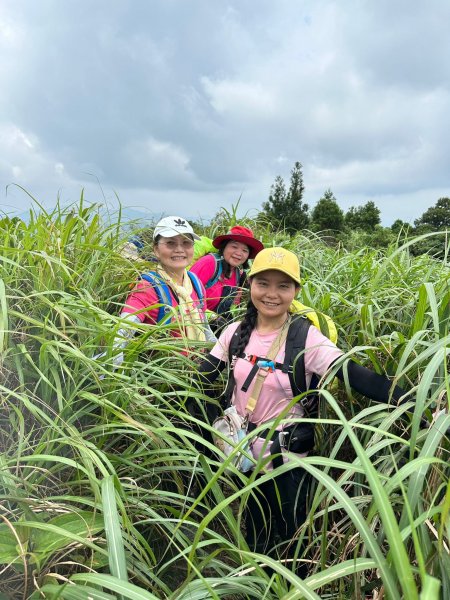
(0, 522, 24, 565)
(32, 511, 104, 558)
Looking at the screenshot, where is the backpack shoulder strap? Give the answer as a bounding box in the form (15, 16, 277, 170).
(140, 271, 174, 323)
(205, 253, 224, 288)
(186, 271, 205, 310)
(219, 323, 242, 408)
(228, 322, 242, 363)
(282, 315, 311, 398)
(238, 269, 247, 288)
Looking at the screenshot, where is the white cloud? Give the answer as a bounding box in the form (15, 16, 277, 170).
(0, 10, 24, 48)
(201, 77, 278, 118)
(0, 123, 42, 182)
(0, 122, 82, 210)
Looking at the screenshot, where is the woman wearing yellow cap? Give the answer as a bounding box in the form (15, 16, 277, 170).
(196, 246, 411, 576)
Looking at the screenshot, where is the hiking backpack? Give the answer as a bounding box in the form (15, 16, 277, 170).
(193, 235, 216, 262)
(290, 299, 337, 344)
(224, 314, 329, 468)
(140, 270, 205, 324)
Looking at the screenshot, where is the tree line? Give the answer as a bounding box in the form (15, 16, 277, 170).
(260, 161, 450, 257)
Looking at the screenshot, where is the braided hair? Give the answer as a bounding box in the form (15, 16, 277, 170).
(233, 299, 258, 359)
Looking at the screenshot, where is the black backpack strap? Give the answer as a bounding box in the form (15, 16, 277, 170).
(290, 315, 323, 417)
(220, 323, 242, 408)
(238, 268, 247, 288)
(214, 264, 245, 315)
(216, 284, 238, 315)
(247, 419, 315, 470)
(282, 315, 311, 397)
(228, 322, 242, 362)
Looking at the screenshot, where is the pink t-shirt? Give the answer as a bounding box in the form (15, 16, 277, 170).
(121, 276, 206, 337)
(190, 254, 241, 312)
(210, 321, 343, 468)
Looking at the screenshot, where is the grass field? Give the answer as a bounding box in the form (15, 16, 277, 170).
(0, 199, 449, 599)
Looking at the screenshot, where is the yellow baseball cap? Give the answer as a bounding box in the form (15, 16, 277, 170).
(248, 247, 301, 285)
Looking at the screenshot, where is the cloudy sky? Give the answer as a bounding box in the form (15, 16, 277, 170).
(1, 1, 449, 225)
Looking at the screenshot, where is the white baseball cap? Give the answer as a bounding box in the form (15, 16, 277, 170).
(152, 216, 200, 241)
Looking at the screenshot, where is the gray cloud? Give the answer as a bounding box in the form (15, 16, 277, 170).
(1, 0, 449, 225)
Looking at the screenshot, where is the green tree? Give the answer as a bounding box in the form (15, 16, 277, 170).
(262, 161, 309, 234)
(311, 189, 344, 232)
(263, 174, 287, 222)
(345, 200, 381, 232)
(391, 219, 411, 235)
(411, 197, 450, 259)
(414, 197, 450, 229)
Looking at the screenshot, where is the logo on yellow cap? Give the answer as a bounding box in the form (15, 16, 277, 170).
(248, 246, 301, 284)
(269, 250, 285, 264)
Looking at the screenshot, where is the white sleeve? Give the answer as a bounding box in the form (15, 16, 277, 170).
(114, 312, 141, 347)
(203, 321, 218, 344)
(94, 313, 142, 367)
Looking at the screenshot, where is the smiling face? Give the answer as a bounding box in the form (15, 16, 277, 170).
(222, 240, 250, 268)
(154, 234, 194, 274)
(250, 270, 298, 323)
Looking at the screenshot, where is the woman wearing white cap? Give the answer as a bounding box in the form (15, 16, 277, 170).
(113, 216, 215, 365)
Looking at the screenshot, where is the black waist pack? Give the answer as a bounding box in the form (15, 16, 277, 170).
(248, 421, 315, 470)
(283, 422, 315, 454)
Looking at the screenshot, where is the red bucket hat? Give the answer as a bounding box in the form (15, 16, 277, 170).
(212, 225, 264, 259)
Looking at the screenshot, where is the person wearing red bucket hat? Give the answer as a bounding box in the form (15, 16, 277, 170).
(212, 225, 263, 259)
(190, 225, 264, 329)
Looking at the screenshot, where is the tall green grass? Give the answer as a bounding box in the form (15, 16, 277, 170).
(0, 199, 448, 599)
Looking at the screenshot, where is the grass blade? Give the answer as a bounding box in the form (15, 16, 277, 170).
(101, 475, 128, 585)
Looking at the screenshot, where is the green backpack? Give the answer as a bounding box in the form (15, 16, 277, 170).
(193, 236, 216, 261)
